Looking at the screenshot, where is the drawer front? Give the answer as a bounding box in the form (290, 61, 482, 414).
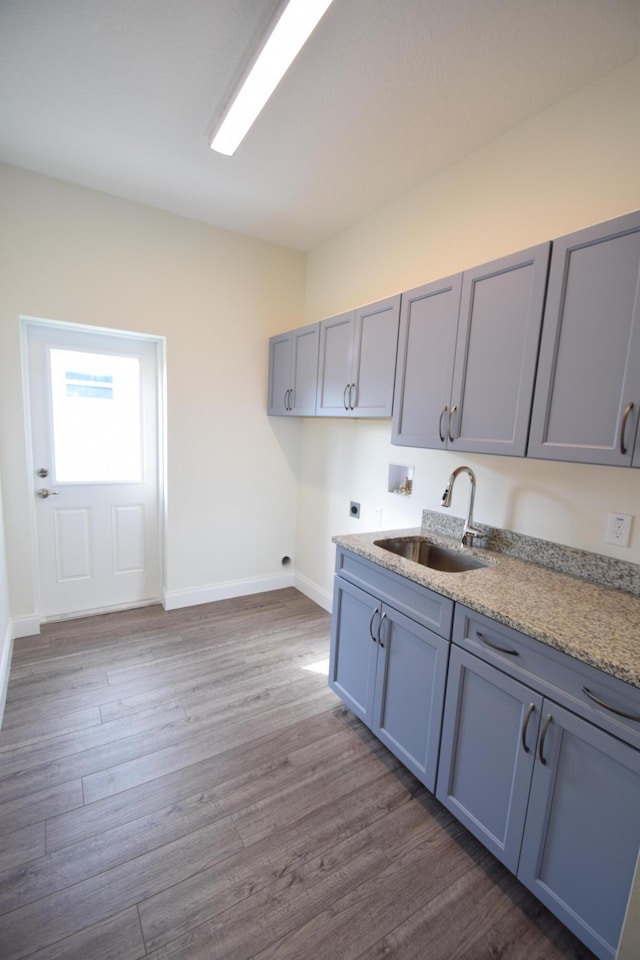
(454, 605, 640, 750)
(336, 548, 453, 639)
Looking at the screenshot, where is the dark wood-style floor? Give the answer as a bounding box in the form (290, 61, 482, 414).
(0, 588, 596, 960)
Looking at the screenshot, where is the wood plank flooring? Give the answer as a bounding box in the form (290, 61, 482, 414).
(0, 588, 596, 959)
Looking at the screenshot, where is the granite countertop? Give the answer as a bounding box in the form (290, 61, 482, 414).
(333, 522, 640, 690)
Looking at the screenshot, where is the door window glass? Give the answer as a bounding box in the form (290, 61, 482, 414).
(49, 348, 143, 482)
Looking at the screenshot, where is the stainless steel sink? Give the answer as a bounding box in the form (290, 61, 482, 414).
(374, 537, 490, 573)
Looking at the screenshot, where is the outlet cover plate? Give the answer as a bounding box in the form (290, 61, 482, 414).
(606, 512, 633, 547)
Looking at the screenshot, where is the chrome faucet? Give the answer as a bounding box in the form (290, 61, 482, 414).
(440, 466, 483, 546)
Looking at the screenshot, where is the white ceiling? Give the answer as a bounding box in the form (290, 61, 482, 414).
(1, 0, 639, 251)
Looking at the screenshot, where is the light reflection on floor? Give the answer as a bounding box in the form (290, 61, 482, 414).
(303, 657, 329, 677)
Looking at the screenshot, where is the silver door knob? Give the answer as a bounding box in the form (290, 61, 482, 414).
(36, 488, 60, 499)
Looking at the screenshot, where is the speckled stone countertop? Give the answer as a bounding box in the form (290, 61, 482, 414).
(333, 515, 640, 690)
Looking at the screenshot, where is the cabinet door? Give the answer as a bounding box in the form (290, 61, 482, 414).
(316, 311, 354, 417)
(518, 700, 640, 960)
(372, 604, 449, 792)
(267, 332, 292, 415)
(449, 244, 550, 456)
(289, 323, 319, 416)
(328, 577, 379, 725)
(528, 211, 640, 466)
(391, 274, 462, 447)
(436, 645, 542, 873)
(352, 295, 401, 418)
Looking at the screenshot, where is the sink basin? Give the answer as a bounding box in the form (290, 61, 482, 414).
(374, 537, 489, 573)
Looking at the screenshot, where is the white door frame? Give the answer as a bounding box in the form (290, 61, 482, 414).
(20, 316, 167, 625)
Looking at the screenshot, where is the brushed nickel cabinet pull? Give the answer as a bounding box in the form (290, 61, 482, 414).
(343, 384, 350, 411)
(620, 401, 634, 455)
(477, 631, 519, 656)
(521, 702, 535, 754)
(438, 406, 448, 442)
(539, 714, 552, 765)
(369, 607, 380, 642)
(378, 612, 387, 648)
(349, 383, 356, 410)
(448, 404, 458, 442)
(582, 686, 640, 721)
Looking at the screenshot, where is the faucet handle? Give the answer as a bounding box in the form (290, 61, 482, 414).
(462, 526, 484, 547)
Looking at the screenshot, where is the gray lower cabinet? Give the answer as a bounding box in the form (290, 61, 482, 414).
(329, 552, 451, 791)
(329, 556, 640, 959)
(392, 243, 550, 455)
(316, 295, 401, 418)
(267, 322, 319, 416)
(372, 601, 449, 790)
(436, 644, 542, 873)
(437, 605, 640, 960)
(528, 210, 640, 466)
(518, 699, 640, 960)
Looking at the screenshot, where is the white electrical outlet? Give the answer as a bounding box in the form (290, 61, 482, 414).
(605, 512, 633, 547)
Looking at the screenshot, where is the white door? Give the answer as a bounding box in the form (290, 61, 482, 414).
(25, 321, 162, 619)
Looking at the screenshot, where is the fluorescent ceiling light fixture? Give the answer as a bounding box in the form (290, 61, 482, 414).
(210, 0, 335, 156)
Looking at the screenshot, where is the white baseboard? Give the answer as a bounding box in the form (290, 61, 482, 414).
(294, 573, 332, 612)
(0, 623, 14, 729)
(163, 571, 296, 611)
(11, 615, 40, 639)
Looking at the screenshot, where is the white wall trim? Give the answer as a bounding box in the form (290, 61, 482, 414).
(163, 572, 296, 611)
(294, 572, 332, 612)
(0, 623, 14, 729)
(11, 615, 41, 639)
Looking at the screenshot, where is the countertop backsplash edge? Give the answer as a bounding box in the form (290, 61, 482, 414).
(421, 509, 640, 597)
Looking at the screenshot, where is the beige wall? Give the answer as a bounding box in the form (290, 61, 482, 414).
(0, 165, 306, 622)
(296, 57, 640, 607)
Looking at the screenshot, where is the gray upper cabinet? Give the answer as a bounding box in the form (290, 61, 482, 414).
(267, 322, 319, 416)
(315, 310, 354, 416)
(392, 244, 551, 455)
(392, 274, 462, 447)
(316, 295, 401, 418)
(450, 245, 550, 455)
(528, 211, 640, 466)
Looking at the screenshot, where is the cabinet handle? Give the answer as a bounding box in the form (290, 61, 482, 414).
(620, 401, 634, 455)
(476, 631, 519, 656)
(349, 383, 356, 410)
(538, 714, 552, 765)
(438, 406, 448, 443)
(378, 612, 387, 648)
(369, 607, 380, 642)
(343, 384, 350, 411)
(582, 686, 640, 721)
(283, 389, 289, 411)
(521, 702, 535, 754)
(448, 405, 458, 442)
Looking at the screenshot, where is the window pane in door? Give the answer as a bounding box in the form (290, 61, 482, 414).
(49, 349, 143, 482)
